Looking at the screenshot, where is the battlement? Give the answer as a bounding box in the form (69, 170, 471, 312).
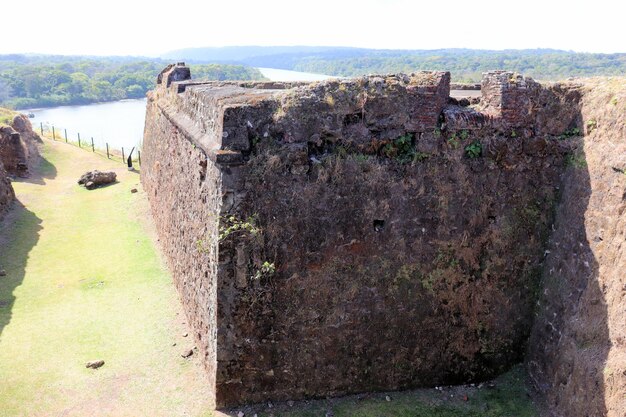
(152, 65, 576, 171)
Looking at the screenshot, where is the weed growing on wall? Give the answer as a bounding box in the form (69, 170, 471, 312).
(413, 152, 430, 162)
(253, 261, 276, 280)
(558, 127, 581, 140)
(565, 151, 588, 169)
(465, 141, 482, 158)
(382, 134, 415, 163)
(586, 119, 598, 133)
(447, 132, 460, 149)
(219, 215, 261, 242)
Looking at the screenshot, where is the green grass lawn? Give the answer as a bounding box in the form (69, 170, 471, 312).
(0, 140, 213, 417)
(0, 139, 541, 417)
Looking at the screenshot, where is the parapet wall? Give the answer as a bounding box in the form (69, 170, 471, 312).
(142, 64, 624, 415)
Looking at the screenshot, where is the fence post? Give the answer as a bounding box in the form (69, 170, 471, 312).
(52, 126, 55, 140)
(138, 150, 141, 165)
(122, 147, 125, 163)
(78, 133, 81, 147)
(40, 122, 43, 136)
(64, 129, 67, 142)
(106, 143, 110, 159)
(91, 137, 95, 152)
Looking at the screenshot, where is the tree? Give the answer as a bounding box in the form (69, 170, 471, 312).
(0, 78, 12, 102)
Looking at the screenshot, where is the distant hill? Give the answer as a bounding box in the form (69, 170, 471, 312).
(163, 46, 626, 82)
(161, 46, 370, 63)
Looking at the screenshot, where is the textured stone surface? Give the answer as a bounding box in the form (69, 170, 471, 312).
(480, 71, 535, 128)
(527, 78, 626, 417)
(0, 112, 40, 219)
(0, 125, 28, 177)
(142, 88, 222, 409)
(0, 160, 14, 218)
(0, 114, 41, 178)
(157, 62, 192, 87)
(77, 170, 117, 189)
(12, 114, 42, 144)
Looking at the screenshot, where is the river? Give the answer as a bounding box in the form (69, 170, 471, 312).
(27, 99, 148, 150)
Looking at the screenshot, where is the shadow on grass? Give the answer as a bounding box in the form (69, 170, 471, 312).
(0, 201, 43, 339)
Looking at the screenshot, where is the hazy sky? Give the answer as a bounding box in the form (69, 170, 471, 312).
(4, 0, 624, 56)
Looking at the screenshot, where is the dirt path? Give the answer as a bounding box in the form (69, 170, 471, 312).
(0, 140, 213, 417)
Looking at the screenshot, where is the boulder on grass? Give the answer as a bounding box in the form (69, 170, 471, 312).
(78, 170, 117, 190)
(86, 360, 105, 369)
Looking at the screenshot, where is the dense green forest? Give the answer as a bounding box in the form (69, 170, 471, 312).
(291, 50, 626, 82)
(165, 46, 626, 82)
(0, 55, 266, 109)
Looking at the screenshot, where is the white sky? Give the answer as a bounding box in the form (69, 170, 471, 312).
(3, 0, 625, 56)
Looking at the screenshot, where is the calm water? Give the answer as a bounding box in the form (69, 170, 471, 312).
(24, 68, 335, 150)
(27, 99, 147, 150)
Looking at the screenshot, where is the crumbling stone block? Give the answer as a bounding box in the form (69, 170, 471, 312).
(0, 125, 28, 177)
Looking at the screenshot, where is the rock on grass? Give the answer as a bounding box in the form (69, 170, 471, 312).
(86, 360, 105, 369)
(78, 170, 117, 190)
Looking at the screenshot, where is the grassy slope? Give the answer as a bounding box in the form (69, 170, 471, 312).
(0, 107, 16, 124)
(0, 140, 213, 417)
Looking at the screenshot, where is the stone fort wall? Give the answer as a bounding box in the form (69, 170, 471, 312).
(141, 64, 624, 416)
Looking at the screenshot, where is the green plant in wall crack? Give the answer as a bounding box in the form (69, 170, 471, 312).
(219, 215, 261, 242)
(586, 119, 598, 133)
(447, 132, 460, 149)
(565, 151, 588, 169)
(196, 239, 210, 253)
(464, 141, 482, 158)
(253, 261, 276, 280)
(558, 127, 581, 140)
(413, 152, 430, 162)
(382, 134, 416, 163)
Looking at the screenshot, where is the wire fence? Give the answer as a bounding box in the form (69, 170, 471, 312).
(38, 122, 141, 168)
